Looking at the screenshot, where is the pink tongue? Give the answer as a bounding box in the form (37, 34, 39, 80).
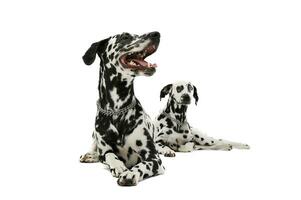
(132, 59, 156, 68)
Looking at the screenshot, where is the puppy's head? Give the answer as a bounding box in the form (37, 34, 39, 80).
(83, 32, 160, 77)
(160, 81, 199, 105)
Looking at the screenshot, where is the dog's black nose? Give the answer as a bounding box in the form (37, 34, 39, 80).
(148, 31, 160, 39)
(181, 94, 191, 104)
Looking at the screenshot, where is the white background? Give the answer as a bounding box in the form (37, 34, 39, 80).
(0, 0, 300, 199)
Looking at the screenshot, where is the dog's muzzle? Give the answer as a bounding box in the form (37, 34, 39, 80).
(180, 94, 191, 104)
(119, 32, 160, 76)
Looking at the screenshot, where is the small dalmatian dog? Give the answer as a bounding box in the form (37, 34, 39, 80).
(154, 81, 250, 156)
(79, 32, 165, 186)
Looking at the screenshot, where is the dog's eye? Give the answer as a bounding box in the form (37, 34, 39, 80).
(187, 84, 193, 92)
(176, 86, 184, 93)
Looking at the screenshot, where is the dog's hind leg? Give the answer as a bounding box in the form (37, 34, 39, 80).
(217, 139, 250, 149)
(191, 127, 250, 150)
(191, 128, 232, 151)
(194, 143, 233, 151)
(117, 156, 165, 186)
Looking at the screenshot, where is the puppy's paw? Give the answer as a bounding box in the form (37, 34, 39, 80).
(164, 151, 176, 157)
(117, 170, 139, 186)
(110, 165, 127, 178)
(162, 149, 176, 157)
(79, 152, 99, 163)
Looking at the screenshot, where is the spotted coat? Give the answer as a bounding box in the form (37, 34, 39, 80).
(154, 81, 250, 156)
(80, 32, 164, 186)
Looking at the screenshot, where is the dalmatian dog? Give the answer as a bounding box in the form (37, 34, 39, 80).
(154, 81, 250, 156)
(79, 32, 165, 186)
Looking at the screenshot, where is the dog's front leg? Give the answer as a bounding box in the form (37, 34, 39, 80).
(154, 128, 176, 157)
(79, 133, 100, 163)
(103, 152, 128, 177)
(155, 139, 176, 157)
(117, 156, 164, 186)
(92, 130, 127, 178)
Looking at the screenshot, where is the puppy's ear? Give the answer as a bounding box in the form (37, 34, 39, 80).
(82, 38, 109, 65)
(193, 85, 199, 105)
(160, 84, 172, 100)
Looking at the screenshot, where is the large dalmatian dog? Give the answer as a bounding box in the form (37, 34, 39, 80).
(79, 32, 165, 186)
(154, 81, 250, 156)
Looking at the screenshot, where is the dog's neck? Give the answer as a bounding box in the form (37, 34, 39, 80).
(98, 61, 136, 111)
(164, 98, 188, 123)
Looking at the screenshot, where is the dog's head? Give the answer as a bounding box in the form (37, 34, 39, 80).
(82, 32, 160, 77)
(160, 81, 199, 105)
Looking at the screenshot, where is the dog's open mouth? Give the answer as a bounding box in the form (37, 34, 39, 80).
(120, 44, 158, 70)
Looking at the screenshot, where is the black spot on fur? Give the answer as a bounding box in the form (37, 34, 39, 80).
(100, 141, 106, 146)
(157, 132, 164, 137)
(108, 44, 112, 51)
(127, 147, 134, 159)
(165, 118, 173, 128)
(157, 114, 165, 121)
(140, 149, 147, 160)
(138, 169, 143, 176)
(176, 85, 184, 93)
(178, 129, 184, 133)
(136, 140, 142, 146)
(159, 123, 164, 129)
(143, 174, 149, 179)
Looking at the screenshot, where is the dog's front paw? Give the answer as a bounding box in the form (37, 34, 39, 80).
(110, 165, 127, 178)
(117, 170, 140, 186)
(163, 149, 176, 157)
(79, 152, 99, 163)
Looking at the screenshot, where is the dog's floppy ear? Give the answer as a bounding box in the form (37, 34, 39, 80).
(160, 84, 172, 100)
(193, 85, 199, 105)
(82, 38, 109, 65)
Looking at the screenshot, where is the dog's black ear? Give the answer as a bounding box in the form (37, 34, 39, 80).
(82, 38, 109, 65)
(193, 85, 199, 105)
(160, 84, 172, 100)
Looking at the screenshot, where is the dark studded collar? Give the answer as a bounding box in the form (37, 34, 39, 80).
(97, 98, 137, 116)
